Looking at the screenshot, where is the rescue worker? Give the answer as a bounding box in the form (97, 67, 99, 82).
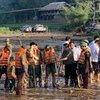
(26, 42, 36, 88)
(5, 38, 12, 58)
(59, 43, 75, 87)
(43, 45, 56, 88)
(33, 44, 42, 87)
(15, 45, 28, 95)
(78, 42, 92, 88)
(0, 38, 12, 88)
(26, 42, 42, 88)
(7, 56, 16, 92)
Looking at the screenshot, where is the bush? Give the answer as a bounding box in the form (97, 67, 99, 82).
(59, 24, 72, 32)
(93, 30, 100, 37)
(0, 27, 21, 34)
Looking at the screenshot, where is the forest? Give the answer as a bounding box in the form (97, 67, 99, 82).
(0, 0, 98, 23)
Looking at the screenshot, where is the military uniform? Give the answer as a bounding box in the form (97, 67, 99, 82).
(7, 56, 16, 92)
(78, 42, 91, 88)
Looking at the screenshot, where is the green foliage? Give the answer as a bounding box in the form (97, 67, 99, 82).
(61, 1, 92, 32)
(93, 30, 100, 37)
(0, 27, 21, 34)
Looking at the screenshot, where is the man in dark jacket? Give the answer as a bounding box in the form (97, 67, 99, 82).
(60, 43, 76, 87)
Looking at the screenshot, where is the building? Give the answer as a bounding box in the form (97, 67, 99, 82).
(37, 2, 70, 20)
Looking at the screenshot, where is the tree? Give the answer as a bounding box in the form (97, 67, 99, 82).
(61, 1, 92, 32)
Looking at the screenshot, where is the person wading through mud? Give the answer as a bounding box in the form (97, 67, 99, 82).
(78, 41, 92, 89)
(0, 38, 12, 88)
(89, 40, 100, 83)
(59, 43, 76, 87)
(43, 45, 57, 88)
(69, 41, 80, 87)
(26, 42, 42, 88)
(15, 45, 28, 95)
(7, 56, 16, 93)
(33, 44, 42, 87)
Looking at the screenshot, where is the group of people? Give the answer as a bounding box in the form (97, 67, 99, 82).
(0, 35, 100, 96)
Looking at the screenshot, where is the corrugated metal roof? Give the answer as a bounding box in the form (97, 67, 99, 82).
(39, 2, 70, 11)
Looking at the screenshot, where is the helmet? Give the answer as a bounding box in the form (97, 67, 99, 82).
(80, 42, 87, 46)
(5, 38, 10, 42)
(84, 40, 89, 44)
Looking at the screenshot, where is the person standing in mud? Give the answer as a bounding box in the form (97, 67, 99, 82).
(78, 42, 92, 89)
(59, 43, 75, 87)
(43, 45, 56, 88)
(0, 38, 12, 88)
(26, 42, 42, 88)
(89, 40, 100, 82)
(33, 44, 42, 87)
(7, 56, 16, 93)
(15, 45, 28, 95)
(26, 42, 36, 88)
(69, 41, 80, 87)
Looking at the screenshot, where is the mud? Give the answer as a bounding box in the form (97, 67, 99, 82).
(0, 32, 99, 100)
(0, 78, 100, 100)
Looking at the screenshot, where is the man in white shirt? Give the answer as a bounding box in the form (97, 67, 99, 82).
(89, 35, 99, 47)
(70, 41, 80, 87)
(90, 40, 100, 81)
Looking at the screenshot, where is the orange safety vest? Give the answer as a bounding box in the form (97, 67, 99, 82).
(7, 61, 16, 79)
(33, 48, 42, 65)
(15, 48, 27, 69)
(0, 47, 10, 66)
(43, 47, 56, 64)
(78, 48, 90, 64)
(26, 48, 33, 64)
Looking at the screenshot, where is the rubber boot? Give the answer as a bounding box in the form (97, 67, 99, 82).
(64, 78, 68, 87)
(44, 79, 48, 88)
(70, 79, 75, 87)
(83, 77, 88, 89)
(74, 79, 79, 88)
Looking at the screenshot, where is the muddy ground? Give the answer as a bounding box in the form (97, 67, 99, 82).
(0, 32, 92, 51)
(0, 32, 100, 100)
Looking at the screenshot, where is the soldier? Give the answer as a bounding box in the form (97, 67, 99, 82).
(5, 38, 12, 58)
(43, 45, 56, 88)
(0, 38, 12, 88)
(33, 44, 42, 87)
(78, 42, 92, 88)
(26, 42, 42, 88)
(7, 56, 16, 93)
(15, 45, 28, 95)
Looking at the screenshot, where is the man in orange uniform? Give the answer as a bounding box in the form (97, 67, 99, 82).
(0, 38, 12, 88)
(26, 42, 42, 88)
(43, 45, 56, 88)
(15, 45, 28, 95)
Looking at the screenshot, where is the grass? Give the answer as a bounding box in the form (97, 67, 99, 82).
(0, 22, 66, 32)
